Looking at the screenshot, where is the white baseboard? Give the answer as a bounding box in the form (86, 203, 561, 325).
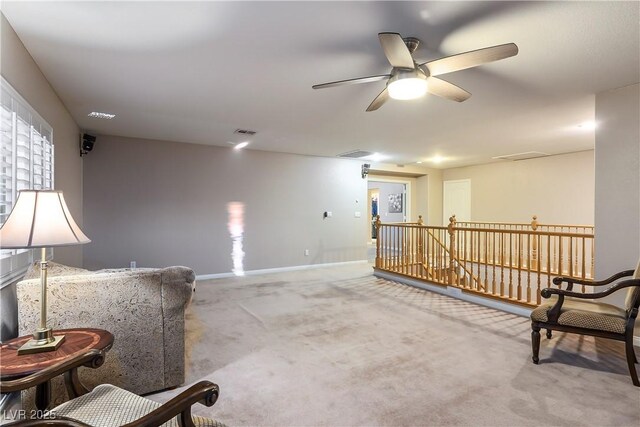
(196, 260, 369, 280)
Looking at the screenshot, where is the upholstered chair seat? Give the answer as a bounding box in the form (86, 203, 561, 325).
(531, 296, 627, 333)
(52, 384, 225, 427)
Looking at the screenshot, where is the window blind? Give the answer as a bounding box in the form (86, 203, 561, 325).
(0, 77, 54, 284)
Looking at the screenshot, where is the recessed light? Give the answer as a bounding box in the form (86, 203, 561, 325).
(365, 152, 388, 162)
(431, 155, 444, 164)
(234, 141, 249, 150)
(578, 121, 597, 130)
(88, 111, 115, 119)
(416, 161, 423, 164)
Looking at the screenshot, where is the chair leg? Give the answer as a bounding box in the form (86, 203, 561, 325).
(546, 329, 552, 339)
(625, 338, 639, 387)
(532, 326, 541, 364)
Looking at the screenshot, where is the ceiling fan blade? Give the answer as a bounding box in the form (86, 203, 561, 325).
(421, 43, 518, 76)
(427, 77, 471, 102)
(366, 87, 389, 112)
(378, 32, 415, 69)
(312, 74, 390, 90)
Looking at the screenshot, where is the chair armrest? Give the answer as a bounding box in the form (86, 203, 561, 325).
(552, 269, 635, 288)
(122, 381, 219, 427)
(4, 418, 91, 426)
(542, 279, 640, 300)
(0, 350, 105, 393)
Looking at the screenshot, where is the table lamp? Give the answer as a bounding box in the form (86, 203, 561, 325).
(0, 190, 90, 354)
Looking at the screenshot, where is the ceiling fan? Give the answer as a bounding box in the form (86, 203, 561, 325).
(312, 33, 518, 111)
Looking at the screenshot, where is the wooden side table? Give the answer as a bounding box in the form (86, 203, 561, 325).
(0, 328, 113, 411)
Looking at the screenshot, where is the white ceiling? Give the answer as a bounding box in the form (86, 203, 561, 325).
(2, 1, 639, 168)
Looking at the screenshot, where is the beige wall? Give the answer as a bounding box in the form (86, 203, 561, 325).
(442, 151, 595, 225)
(82, 135, 368, 274)
(1, 14, 81, 340)
(595, 83, 639, 281)
(1, 13, 82, 266)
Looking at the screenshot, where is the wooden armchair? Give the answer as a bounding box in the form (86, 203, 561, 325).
(1, 349, 224, 426)
(530, 263, 640, 386)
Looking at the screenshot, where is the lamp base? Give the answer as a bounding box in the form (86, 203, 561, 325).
(17, 329, 65, 355)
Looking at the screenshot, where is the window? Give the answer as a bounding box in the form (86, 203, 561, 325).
(1, 77, 54, 284)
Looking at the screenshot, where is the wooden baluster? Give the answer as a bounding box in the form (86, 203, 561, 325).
(590, 236, 595, 279)
(526, 233, 531, 303)
(500, 232, 505, 297)
(509, 233, 513, 299)
(552, 227, 557, 273)
(397, 225, 400, 272)
(417, 215, 424, 266)
(492, 232, 497, 295)
(575, 233, 579, 281)
(517, 233, 522, 301)
(558, 235, 563, 279)
(385, 225, 389, 270)
(484, 231, 488, 288)
(375, 215, 382, 268)
(448, 216, 456, 286)
(404, 226, 408, 275)
(547, 234, 551, 287)
(531, 215, 538, 270)
(568, 235, 573, 278)
(581, 237, 586, 291)
(439, 229, 443, 283)
(470, 230, 474, 289)
(536, 234, 542, 305)
(436, 231, 441, 282)
(385, 225, 389, 269)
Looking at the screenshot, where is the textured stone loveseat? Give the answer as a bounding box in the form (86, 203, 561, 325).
(17, 262, 195, 407)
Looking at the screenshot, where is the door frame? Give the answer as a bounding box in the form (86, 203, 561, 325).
(367, 176, 413, 222)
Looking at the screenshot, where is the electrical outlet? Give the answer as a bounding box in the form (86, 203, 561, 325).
(304, 249, 310, 256)
(354, 211, 361, 218)
(130, 261, 137, 269)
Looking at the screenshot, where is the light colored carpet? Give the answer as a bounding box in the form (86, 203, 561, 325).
(149, 263, 640, 426)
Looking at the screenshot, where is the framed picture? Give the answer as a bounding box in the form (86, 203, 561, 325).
(388, 193, 403, 213)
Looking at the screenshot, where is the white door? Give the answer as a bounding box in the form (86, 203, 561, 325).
(443, 179, 471, 225)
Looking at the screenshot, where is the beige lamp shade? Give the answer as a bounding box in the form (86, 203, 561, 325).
(0, 190, 90, 249)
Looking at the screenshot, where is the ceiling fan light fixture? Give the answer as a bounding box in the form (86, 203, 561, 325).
(387, 71, 428, 100)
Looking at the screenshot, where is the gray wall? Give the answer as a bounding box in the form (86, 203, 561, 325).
(1, 14, 81, 341)
(83, 135, 368, 274)
(595, 83, 640, 281)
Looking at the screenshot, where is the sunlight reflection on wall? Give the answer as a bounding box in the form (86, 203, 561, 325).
(227, 202, 245, 276)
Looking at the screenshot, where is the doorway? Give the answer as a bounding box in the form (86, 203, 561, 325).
(367, 188, 380, 241)
(367, 180, 408, 241)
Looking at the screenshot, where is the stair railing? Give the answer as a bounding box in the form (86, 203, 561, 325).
(374, 214, 594, 306)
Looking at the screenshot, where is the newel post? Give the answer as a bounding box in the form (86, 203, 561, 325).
(447, 215, 456, 285)
(417, 215, 424, 263)
(530, 215, 539, 270)
(375, 215, 382, 268)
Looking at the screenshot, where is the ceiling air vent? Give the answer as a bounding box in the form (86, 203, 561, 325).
(234, 129, 257, 136)
(337, 150, 374, 159)
(493, 151, 550, 161)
